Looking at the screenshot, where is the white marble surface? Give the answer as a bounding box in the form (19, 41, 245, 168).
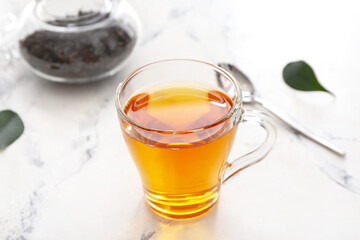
(1, 0, 360, 239)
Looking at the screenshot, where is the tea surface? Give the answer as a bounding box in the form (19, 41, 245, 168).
(125, 85, 233, 131)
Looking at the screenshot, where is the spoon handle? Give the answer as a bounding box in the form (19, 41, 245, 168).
(253, 96, 346, 157)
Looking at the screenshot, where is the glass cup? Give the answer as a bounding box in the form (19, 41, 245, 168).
(115, 59, 277, 220)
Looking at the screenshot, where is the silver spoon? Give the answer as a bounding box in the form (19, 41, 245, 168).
(219, 63, 346, 157)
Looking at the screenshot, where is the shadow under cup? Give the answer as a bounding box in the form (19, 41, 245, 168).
(115, 59, 276, 220)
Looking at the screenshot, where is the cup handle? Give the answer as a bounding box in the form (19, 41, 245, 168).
(222, 109, 277, 183)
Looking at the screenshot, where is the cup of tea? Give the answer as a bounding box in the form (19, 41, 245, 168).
(115, 59, 276, 220)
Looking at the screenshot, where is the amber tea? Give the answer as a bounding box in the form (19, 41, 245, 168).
(122, 85, 236, 219)
(116, 59, 276, 221)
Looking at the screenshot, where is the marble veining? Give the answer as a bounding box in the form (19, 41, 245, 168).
(319, 163, 360, 194)
(5, 186, 43, 240)
(140, 231, 156, 240)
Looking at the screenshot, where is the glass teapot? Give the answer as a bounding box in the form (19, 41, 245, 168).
(17, 0, 140, 83)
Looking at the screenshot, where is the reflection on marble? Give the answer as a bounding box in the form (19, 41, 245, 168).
(1, 0, 360, 239)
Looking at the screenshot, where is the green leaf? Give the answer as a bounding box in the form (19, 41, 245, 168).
(283, 60, 334, 95)
(0, 110, 24, 151)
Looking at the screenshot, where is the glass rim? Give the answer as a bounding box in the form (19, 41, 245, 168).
(115, 59, 243, 134)
(32, 0, 113, 30)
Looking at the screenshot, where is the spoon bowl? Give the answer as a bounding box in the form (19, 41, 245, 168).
(218, 63, 255, 102)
